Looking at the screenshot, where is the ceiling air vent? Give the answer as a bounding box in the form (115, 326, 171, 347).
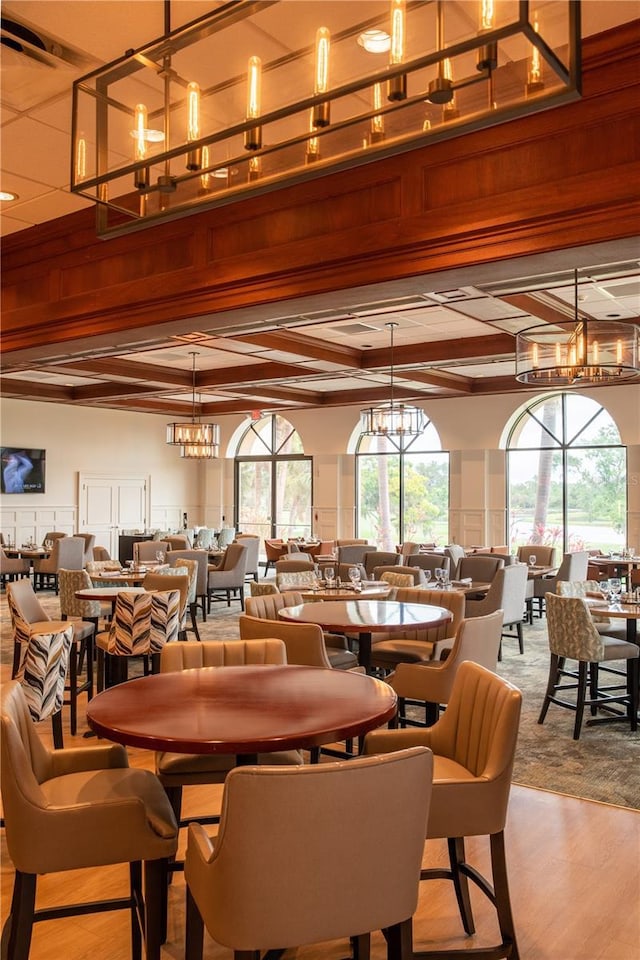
(330, 322, 381, 337)
(1, 15, 97, 110)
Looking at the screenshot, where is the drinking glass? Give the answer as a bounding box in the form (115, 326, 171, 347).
(45, 539, 53, 551)
(609, 577, 622, 602)
(435, 567, 446, 587)
(156, 550, 165, 563)
(348, 565, 361, 591)
(528, 554, 537, 569)
(324, 566, 335, 588)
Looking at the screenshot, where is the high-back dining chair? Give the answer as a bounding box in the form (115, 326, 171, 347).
(532, 550, 590, 617)
(1, 680, 178, 960)
(456, 553, 505, 583)
(134, 540, 171, 563)
(33, 536, 85, 592)
(234, 533, 260, 581)
(155, 639, 303, 829)
(95, 589, 180, 690)
(169, 548, 209, 622)
(244, 592, 359, 670)
(386, 608, 504, 727)
(369, 586, 465, 672)
(539, 592, 638, 739)
(0, 546, 29, 585)
(144, 567, 193, 639)
(465, 562, 529, 658)
(184, 746, 432, 960)
(207, 542, 247, 611)
(7, 577, 93, 740)
(364, 661, 522, 960)
(363, 550, 399, 577)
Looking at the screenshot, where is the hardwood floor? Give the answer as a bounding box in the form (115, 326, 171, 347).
(1, 672, 639, 959)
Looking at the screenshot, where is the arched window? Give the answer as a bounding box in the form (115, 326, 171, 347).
(506, 393, 626, 554)
(234, 414, 312, 541)
(355, 420, 449, 551)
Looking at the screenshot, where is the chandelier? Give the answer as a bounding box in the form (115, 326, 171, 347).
(360, 321, 426, 437)
(515, 270, 640, 386)
(70, 0, 581, 237)
(166, 352, 220, 458)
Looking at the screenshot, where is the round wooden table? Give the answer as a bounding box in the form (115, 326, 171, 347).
(86, 664, 397, 759)
(278, 599, 453, 672)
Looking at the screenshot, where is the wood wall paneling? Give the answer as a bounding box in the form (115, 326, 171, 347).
(1, 23, 638, 356)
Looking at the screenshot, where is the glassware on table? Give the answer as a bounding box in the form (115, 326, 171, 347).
(434, 567, 447, 587)
(156, 550, 165, 563)
(608, 577, 622, 602)
(44, 539, 53, 551)
(324, 566, 335, 588)
(528, 555, 537, 569)
(348, 565, 362, 591)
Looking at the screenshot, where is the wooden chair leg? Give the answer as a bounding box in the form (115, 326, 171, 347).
(573, 661, 588, 740)
(447, 836, 475, 935)
(185, 886, 205, 960)
(68, 642, 79, 735)
(352, 932, 371, 959)
(2, 870, 36, 960)
(129, 861, 143, 960)
(144, 859, 167, 960)
(51, 709, 64, 749)
(190, 604, 201, 641)
(537, 653, 560, 725)
(490, 831, 520, 960)
(385, 918, 413, 960)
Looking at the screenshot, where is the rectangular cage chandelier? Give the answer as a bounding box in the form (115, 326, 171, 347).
(70, 0, 581, 237)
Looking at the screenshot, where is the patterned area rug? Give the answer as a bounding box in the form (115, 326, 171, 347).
(2, 589, 638, 809)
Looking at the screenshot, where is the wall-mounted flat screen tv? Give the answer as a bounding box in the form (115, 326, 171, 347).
(0, 448, 46, 494)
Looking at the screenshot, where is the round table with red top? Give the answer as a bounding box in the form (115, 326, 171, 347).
(86, 664, 397, 760)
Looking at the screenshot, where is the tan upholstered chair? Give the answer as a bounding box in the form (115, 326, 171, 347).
(249, 580, 279, 597)
(184, 747, 432, 959)
(539, 592, 638, 739)
(337, 543, 371, 566)
(207, 542, 247, 611)
(134, 539, 171, 562)
(374, 565, 423, 586)
(244, 592, 359, 670)
(74, 532, 96, 566)
(33, 535, 85, 592)
(0, 546, 29, 585)
(399, 541, 421, 558)
(369, 587, 465, 671)
(156, 639, 303, 828)
(1, 681, 178, 960)
(363, 550, 400, 577)
(386, 609, 503, 726)
(465, 563, 529, 658)
(263, 538, 288, 575)
(165, 534, 191, 551)
(240, 614, 335, 670)
(407, 553, 451, 579)
(7, 577, 92, 741)
(235, 533, 260, 581)
(274, 557, 315, 575)
(456, 554, 505, 584)
(517, 544, 556, 567)
(92, 545, 112, 561)
(365, 661, 522, 960)
(532, 550, 590, 617)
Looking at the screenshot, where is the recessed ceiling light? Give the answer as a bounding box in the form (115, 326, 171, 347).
(358, 29, 391, 54)
(0, 190, 19, 202)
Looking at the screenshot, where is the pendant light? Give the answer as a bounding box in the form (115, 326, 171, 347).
(166, 352, 220, 458)
(360, 322, 425, 436)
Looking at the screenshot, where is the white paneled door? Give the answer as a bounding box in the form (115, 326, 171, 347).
(79, 474, 149, 558)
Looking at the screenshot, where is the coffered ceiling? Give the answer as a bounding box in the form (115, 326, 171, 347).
(1, 2, 639, 419)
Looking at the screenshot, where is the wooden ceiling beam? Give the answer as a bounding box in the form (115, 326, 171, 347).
(362, 333, 515, 367)
(236, 330, 362, 365)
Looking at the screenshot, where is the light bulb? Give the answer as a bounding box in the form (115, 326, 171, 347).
(477, 0, 498, 70)
(388, 0, 407, 101)
(200, 145, 211, 190)
(133, 103, 149, 189)
(248, 155, 262, 181)
(370, 83, 385, 143)
(306, 109, 321, 163)
(76, 135, 86, 181)
(532, 342, 539, 368)
(186, 81, 202, 171)
(616, 339, 623, 364)
(245, 56, 262, 150)
(313, 28, 331, 127)
(527, 14, 544, 94)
